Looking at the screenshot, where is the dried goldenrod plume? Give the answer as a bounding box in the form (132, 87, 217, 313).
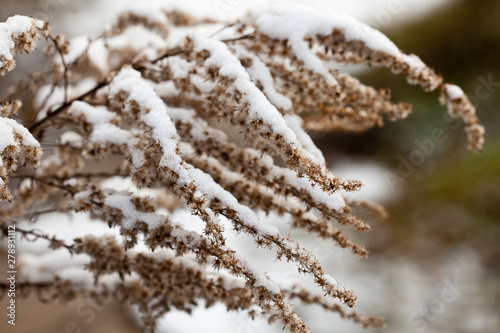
(0, 4, 484, 333)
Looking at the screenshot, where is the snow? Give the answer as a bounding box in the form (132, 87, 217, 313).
(1, 15, 34, 35)
(284, 114, 325, 165)
(15, 211, 121, 252)
(107, 25, 167, 53)
(245, 6, 346, 86)
(166, 107, 227, 142)
(155, 303, 256, 333)
(100, 176, 163, 199)
(59, 130, 83, 147)
(61, 36, 110, 73)
(152, 80, 180, 98)
(331, 159, 396, 203)
(231, 44, 293, 110)
(70, 101, 141, 161)
(0, 117, 40, 153)
(83, 114, 148, 170)
(18, 178, 32, 190)
(63, 26, 166, 75)
(87, 39, 110, 73)
(62, 35, 89, 64)
(445, 83, 465, 100)
(168, 57, 194, 79)
(399, 53, 427, 69)
(236, 253, 281, 294)
(124, 2, 169, 25)
(188, 165, 281, 237)
(35, 79, 98, 121)
(0, 16, 41, 66)
(193, 36, 303, 150)
(244, 5, 430, 80)
(63, 178, 79, 187)
(69, 101, 116, 125)
(190, 74, 216, 93)
(103, 193, 166, 229)
(20, 249, 90, 283)
(90, 123, 130, 145)
(108, 67, 192, 184)
(237, 147, 345, 211)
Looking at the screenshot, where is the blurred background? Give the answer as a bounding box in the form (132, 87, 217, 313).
(0, 0, 498, 332)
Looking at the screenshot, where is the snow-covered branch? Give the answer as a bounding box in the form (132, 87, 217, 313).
(0, 4, 484, 333)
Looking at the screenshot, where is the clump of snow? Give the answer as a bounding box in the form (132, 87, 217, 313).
(63, 26, 166, 76)
(63, 178, 79, 187)
(61, 37, 110, 73)
(90, 122, 129, 145)
(62, 36, 90, 64)
(107, 25, 167, 54)
(190, 74, 216, 93)
(246, 5, 400, 55)
(0, 117, 40, 153)
(152, 80, 180, 98)
(168, 56, 195, 79)
(101, 176, 163, 199)
(69, 101, 117, 124)
(86, 39, 110, 73)
(445, 84, 465, 100)
(18, 178, 32, 191)
(399, 53, 427, 69)
(0, 16, 43, 67)
(59, 131, 83, 147)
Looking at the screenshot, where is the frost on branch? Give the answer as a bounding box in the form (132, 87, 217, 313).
(0, 5, 484, 333)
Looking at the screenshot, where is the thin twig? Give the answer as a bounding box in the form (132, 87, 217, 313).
(150, 47, 190, 65)
(209, 22, 236, 38)
(0, 224, 75, 253)
(46, 34, 69, 104)
(221, 32, 255, 43)
(28, 80, 109, 135)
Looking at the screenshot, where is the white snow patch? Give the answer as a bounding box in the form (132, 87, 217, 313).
(445, 84, 464, 100)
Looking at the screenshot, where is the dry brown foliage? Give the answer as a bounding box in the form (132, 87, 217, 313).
(0, 6, 483, 332)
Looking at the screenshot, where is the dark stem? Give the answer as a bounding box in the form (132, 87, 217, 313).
(28, 80, 108, 135)
(46, 34, 69, 104)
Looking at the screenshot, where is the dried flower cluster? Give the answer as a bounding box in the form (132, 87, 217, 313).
(0, 4, 483, 333)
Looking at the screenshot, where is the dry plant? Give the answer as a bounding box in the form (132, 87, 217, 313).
(0, 4, 483, 333)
